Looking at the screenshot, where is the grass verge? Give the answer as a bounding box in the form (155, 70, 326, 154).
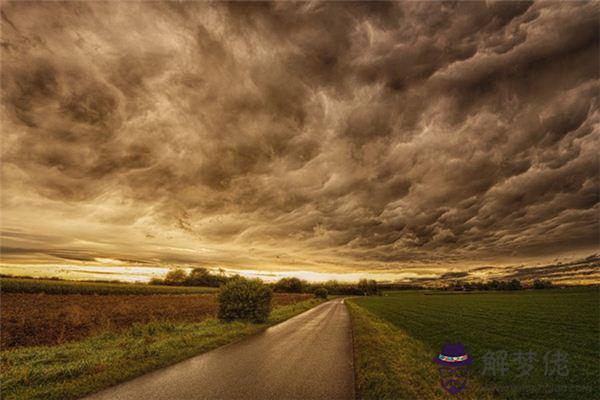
(347, 301, 492, 400)
(0, 299, 323, 400)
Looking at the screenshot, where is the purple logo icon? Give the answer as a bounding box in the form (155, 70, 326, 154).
(433, 343, 472, 395)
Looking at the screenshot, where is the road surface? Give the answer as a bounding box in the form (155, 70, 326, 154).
(84, 298, 355, 400)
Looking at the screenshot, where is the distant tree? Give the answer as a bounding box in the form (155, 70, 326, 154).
(185, 267, 227, 287)
(507, 279, 522, 291)
(274, 277, 305, 293)
(358, 279, 368, 295)
(533, 279, 553, 289)
(358, 279, 380, 296)
(488, 280, 500, 290)
(189, 267, 209, 280)
(149, 277, 164, 286)
(325, 280, 340, 292)
(164, 269, 187, 285)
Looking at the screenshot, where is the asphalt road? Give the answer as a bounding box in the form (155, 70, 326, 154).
(84, 298, 355, 400)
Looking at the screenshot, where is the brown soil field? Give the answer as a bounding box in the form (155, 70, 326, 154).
(0, 293, 311, 349)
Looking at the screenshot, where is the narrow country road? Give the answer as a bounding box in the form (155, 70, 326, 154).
(84, 298, 355, 400)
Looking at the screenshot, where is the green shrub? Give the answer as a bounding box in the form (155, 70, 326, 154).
(217, 277, 272, 322)
(314, 287, 328, 299)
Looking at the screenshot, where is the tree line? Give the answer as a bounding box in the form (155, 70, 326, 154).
(150, 268, 381, 296)
(272, 277, 380, 296)
(150, 267, 228, 287)
(444, 278, 554, 291)
(150, 267, 555, 294)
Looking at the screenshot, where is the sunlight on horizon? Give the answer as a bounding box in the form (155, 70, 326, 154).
(0, 264, 441, 284)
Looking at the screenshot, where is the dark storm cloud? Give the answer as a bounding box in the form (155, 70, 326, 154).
(502, 255, 600, 281)
(439, 271, 471, 280)
(1, 1, 598, 277)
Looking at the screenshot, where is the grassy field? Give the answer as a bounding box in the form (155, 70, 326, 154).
(0, 277, 217, 295)
(348, 288, 599, 400)
(0, 298, 323, 400)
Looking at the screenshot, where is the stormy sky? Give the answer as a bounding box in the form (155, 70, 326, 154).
(1, 1, 599, 282)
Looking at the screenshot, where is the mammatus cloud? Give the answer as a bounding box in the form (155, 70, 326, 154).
(404, 255, 600, 286)
(1, 2, 598, 281)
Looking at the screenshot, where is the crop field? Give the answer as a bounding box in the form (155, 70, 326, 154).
(349, 288, 599, 400)
(0, 277, 218, 295)
(1, 292, 311, 348)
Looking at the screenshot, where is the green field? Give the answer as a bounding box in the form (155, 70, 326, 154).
(0, 277, 217, 295)
(348, 288, 599, 400)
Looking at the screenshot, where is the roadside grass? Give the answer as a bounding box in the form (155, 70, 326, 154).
(0, 277, 217, 295)
(347, 301, 491, 400)
(0, 299, 323, 400)
(349, 288, 599, 400)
